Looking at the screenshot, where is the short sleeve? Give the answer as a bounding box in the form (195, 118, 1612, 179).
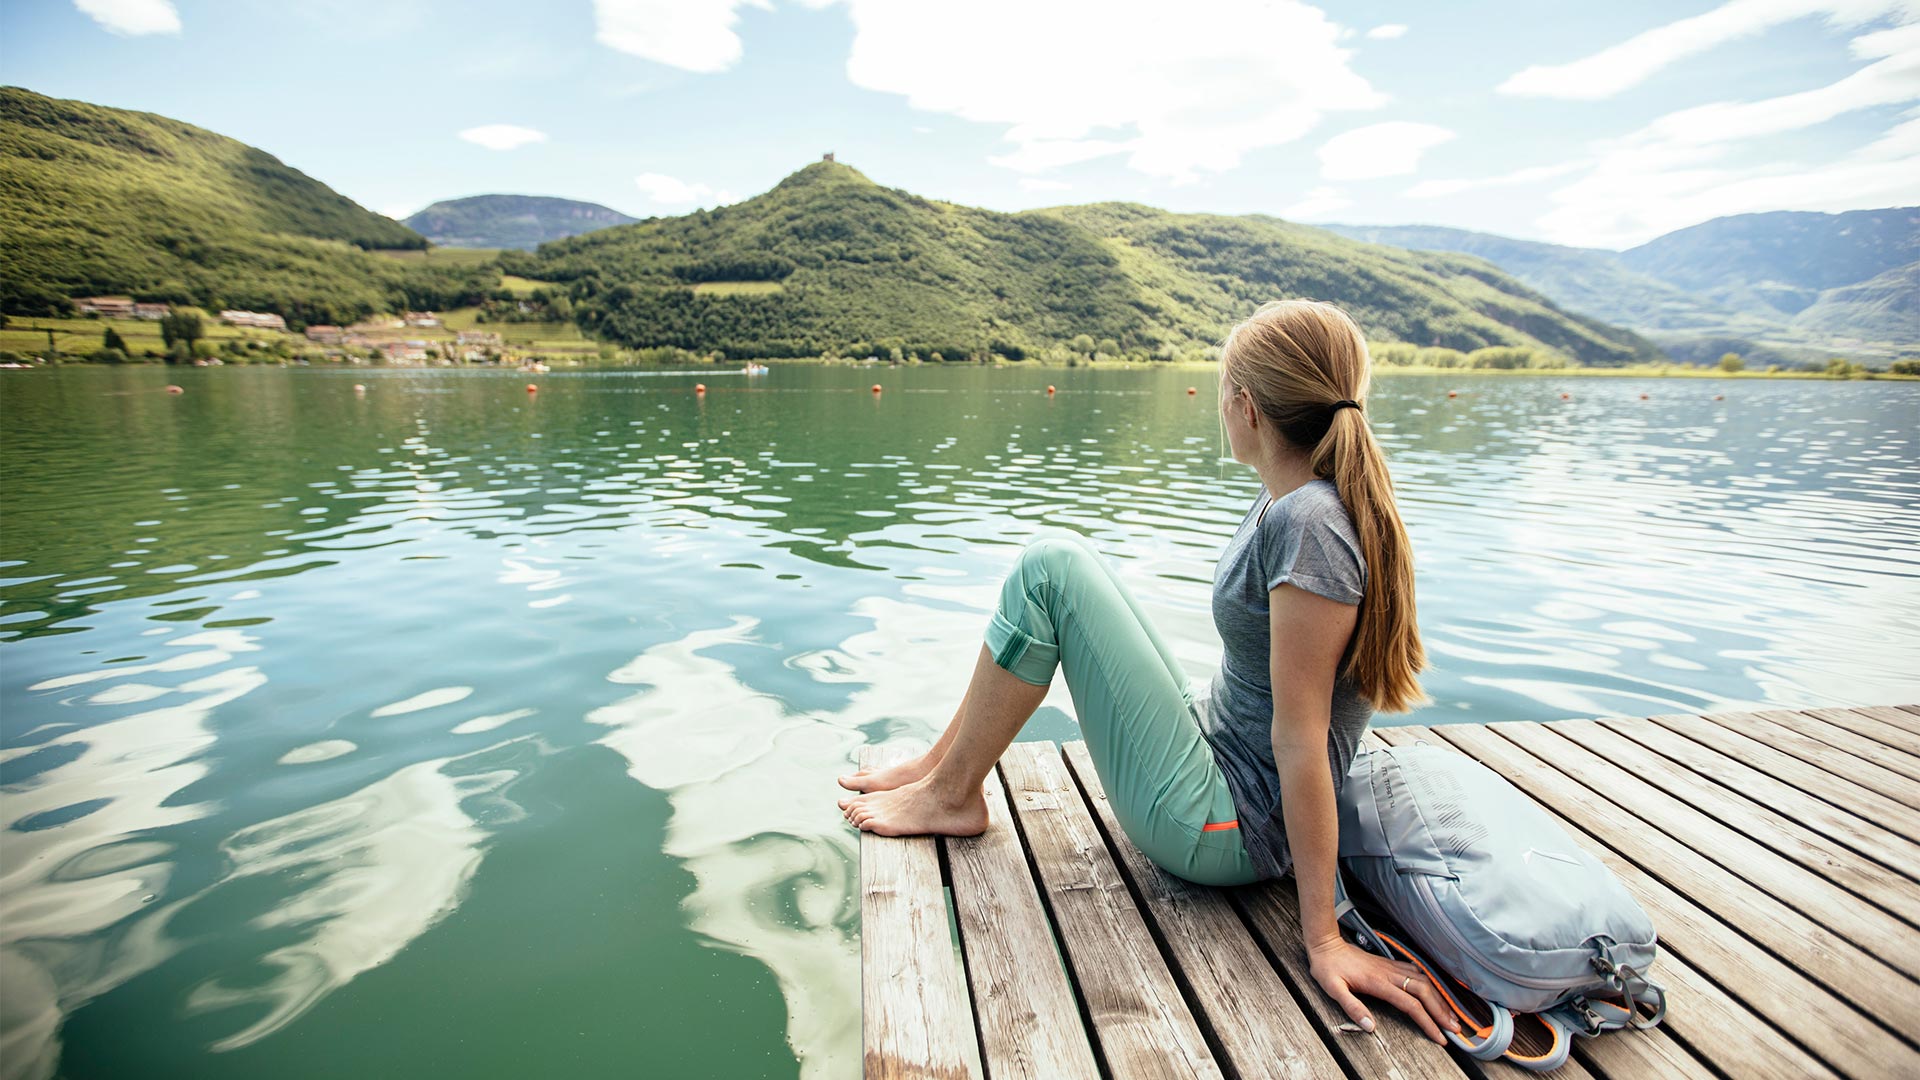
(1260, 498, 1365, 605)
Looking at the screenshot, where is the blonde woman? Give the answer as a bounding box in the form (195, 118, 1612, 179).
(836, 300, 1457, 1044)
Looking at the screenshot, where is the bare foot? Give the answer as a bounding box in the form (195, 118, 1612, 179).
(837, 751, 938, 794)
(840, 778, 989, 838)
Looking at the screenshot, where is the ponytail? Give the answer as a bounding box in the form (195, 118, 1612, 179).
(1221, 300, 1430, 713)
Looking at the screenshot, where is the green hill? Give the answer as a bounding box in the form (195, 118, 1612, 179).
(1619, 207, 1918, 314)
(1789, 261, 1920, 342)
(406, 194, 638, 250)
(510, 161, 1658, 364)
(0, 86, 492, 325)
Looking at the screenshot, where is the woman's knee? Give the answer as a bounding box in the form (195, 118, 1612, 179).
(1019, 534, 1095, 575)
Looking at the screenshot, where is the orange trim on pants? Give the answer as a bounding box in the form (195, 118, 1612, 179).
(1201, 820, 1239, 831)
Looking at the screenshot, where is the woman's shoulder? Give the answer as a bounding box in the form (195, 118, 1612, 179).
(1269, 479, 1354, 535)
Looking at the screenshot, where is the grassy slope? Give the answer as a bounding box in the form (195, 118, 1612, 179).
(0, 87, 492, 325)
(519, 162, 1657, 364)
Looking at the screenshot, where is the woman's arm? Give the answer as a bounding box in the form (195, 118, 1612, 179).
(1268, 582, 1458, 1044)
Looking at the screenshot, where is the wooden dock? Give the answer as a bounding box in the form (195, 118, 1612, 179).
(859, 706, 1920, 1079)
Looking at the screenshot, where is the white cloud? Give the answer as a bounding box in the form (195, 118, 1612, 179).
(1405, 161, 1586, 199)
(1498, 0, 1910, 100)
(1366, 23, 1408, 39)
(73, 0, 179, 35)
(1283, 186, 1353, 219)
(635, 172, 737, 207)
(1535, 23, 1920, 245)
(593, 0, 771, 73)
(458, 125, 548, 151)
(827, 0, 1386, 183)
(1018, 178, 1072, 191)
(1317, 121, 1455, 180)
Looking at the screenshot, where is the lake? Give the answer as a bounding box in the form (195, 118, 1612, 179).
(2, 363, 1916, 1078)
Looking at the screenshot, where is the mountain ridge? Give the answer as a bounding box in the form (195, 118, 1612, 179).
(405, 194, 638, 250)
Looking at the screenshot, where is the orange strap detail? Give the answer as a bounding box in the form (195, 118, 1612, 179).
(1201, 820, 1239, 831)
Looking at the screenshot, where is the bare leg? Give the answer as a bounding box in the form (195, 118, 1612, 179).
(835, 683, 970, 792)
(839, 644, 1048, 837)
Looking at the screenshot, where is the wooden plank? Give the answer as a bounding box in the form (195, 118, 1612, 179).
(1232, 880, 1475, 1080)
(942, 759, 1099, 1080)
(859, 744, 984, 1080)
(1060, 741, 1346, 1080)
(1853, 705, 1920, 738)
(997, 741, 1222, 1080)
(1898, 704, 1920, 720)
(1703, 709, 1920, 811)
(1547, 719, 1920, 925)
(1752, 709, 1920, 784)
(1644, 712, 1920, 842)
(1804, 707, 1920, 758)
(1604, 715, 1920, 881)
(1408, 722, 1920, 1074)
(1370, 728, 1849, 1080)
(1492, 720, 1920, 979)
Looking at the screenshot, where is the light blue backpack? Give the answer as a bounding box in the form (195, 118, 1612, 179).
(1334, 741, 1666, 1071)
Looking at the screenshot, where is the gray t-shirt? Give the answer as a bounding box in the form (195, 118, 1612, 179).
(1199, 478, 1373, 881)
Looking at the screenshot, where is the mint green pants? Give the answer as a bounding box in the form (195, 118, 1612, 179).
(985, 535, 1262, 887)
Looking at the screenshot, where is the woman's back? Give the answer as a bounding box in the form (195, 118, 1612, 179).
(1200, 478, 1373, 881)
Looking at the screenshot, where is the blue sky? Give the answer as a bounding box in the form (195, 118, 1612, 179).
(3, 0, 1916, 249)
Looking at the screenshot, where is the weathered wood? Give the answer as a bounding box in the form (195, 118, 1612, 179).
(859, 744, 983, 1080)
(1372, 727, 1845, 1080)
(1854, 705, 1920, 739)
(997, 741, 1222, 1080)
(863, 708, 1920, 1080)
(1752, 709, 1920, 784)
(1604, 714, 1920, 881)
(1806, 706, 1920, 757)
(1411, 722, 1920, 1074)
(1547, 718, 1920, 925)
(1704, 711, 1912, 803)
(1493, 719, 1920, 979)
(1059, 741, 1346, 1080)
(942, 760, 1099, 1080)
(1644, 711, 1920, 841)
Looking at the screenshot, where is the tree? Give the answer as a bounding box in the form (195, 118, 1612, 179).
(103, 326, 128, 353)
(160, 311, 204, 361)
(1070, 333, 1094, 356)
(1717, 352, 1744, 372)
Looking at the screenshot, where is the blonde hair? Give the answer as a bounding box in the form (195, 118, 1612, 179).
(1220, 299, 1429, 713)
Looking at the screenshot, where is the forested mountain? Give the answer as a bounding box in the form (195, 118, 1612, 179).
(1324, 209, 1918, 362)
(405, 195, 637, 250)
(0, 87, 491, 324)
(509, 161, 1658, 364)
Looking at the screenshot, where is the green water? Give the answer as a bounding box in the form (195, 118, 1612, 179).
(2, 363, 1917, 1078)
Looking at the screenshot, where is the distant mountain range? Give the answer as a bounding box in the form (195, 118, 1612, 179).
(404, 195, 637, 250)
(1324, 208, 1918, 364)
(2, 86, 1909, 366)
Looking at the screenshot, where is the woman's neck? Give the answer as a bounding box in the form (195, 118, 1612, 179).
(1254, 443, 1318, 502)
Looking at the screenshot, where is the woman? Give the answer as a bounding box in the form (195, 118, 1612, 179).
(835, 299, 1458, 1044)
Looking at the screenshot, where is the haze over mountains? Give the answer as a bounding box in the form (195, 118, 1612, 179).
(1, 86, 1910, 367)
(405, 195, 638, 250)
(1325, 208, 1918, 365)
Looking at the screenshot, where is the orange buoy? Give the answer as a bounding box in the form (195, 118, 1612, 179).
(1714, 394, 1724, 401)
(872, 384, 882, 394)
(1559, 392, 1570, 400)
(353, 383, 366, 393)
(164, 384, 183, 395)
(1447, 390, 1458, 398)
(1046, 385, 1056, 395)
(1187, 386, 1197, 395)
(695, 383, 707, 394)
(527, 383, 538, 393)
(1639, 392, 1649, 400)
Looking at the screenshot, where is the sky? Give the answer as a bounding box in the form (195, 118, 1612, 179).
(2, 0, 1916, 250)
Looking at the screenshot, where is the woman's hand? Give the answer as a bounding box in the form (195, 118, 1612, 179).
(1306, 936, 1462, 1045)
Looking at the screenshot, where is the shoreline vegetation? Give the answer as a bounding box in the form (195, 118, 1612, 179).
(2, 313, 1913, 382)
